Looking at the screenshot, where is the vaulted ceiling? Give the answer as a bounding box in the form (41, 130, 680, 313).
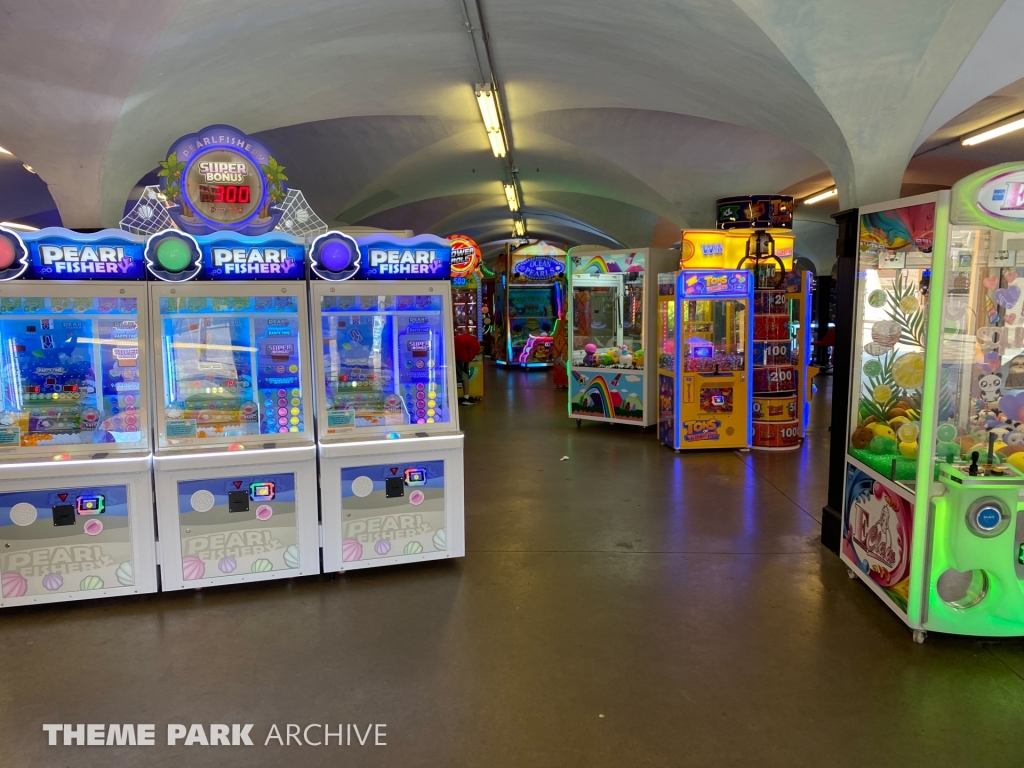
(2, 0, 1024, 269)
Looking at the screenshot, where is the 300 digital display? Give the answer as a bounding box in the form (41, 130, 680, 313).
(199, 184, 251, 204)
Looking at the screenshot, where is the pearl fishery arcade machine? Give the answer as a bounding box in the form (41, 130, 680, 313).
(842, 162, 1024, 641)
(657, 268, 754, 450)
(0, 227, 157, 607)
(308, 231, 465, 572)
(143, 125, 318, 590)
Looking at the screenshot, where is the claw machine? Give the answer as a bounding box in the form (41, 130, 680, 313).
(494, 241, 566, 368)
(841, 161, 1024, 640)
(657, 269, 753, 450)
(309, 231, 465, 571)
(0, 228, 157, 606)
(146, 229, 320, 590)
(566, 247, 677, 426)
(448, 234, 484, 399)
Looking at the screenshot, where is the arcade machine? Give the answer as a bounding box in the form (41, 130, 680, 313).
(681, 219, 814, 449)
(566, 247, 677, 427)
(842, 161, 1024, 640)
(144, 125, 319, 590)
(448, 234, 484, 400)
(0, 228, 158, 606)
(657, 269, 753, 450)
(308, 231, 465, 572)
(494, 241, 566, 368)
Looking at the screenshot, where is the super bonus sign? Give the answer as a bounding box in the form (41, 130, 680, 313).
(310, 232, 451, 281)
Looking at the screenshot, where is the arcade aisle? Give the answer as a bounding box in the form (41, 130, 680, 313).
(3, 365, 1024, 768)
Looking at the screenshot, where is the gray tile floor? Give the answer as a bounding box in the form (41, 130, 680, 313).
(3, 366, 1023, 767)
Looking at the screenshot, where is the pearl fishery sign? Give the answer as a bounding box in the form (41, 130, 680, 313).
(144, 230, 305, 282)
(310, 232, 452, 281)
(0, 228, 145, 281)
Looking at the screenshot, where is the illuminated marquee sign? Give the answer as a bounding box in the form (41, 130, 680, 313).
(680, 269, 750, 299)
(0, 228, 146, 281)
(447, 234, 481, 278)
(512, 255, 564, 281)
(144, 230, 305, 282)
(160, 125, 285, 236)
(310, 232, 452, 281)
(716, 195, 794, 230)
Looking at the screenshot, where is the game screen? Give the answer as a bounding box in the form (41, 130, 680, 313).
(158, 295, 305, 446)
(509, 286, 556, 358)
(320, 293, 450, 433)
(0, 295, 144, 452)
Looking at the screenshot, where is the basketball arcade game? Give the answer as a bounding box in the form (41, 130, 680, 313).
(657, 269, 754, 450)
(842, 162, 1024, 640)
(494, 241, 566, 368)
(0, 228, 157, 606)
(308, 231, 465, 572)
(566, 248, 677, 427)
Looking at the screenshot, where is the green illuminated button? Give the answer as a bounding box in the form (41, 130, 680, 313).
(156, 238, 192, 272)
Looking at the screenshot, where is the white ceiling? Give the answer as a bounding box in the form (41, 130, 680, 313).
(1, 0, 1023, 265)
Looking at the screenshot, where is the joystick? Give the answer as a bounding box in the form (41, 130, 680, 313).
(969, 450, 980, 477)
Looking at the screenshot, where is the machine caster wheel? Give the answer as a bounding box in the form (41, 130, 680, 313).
(847, 568, 857, 579)
(576, 419, 582, 427)
(912, 630, 927, 644)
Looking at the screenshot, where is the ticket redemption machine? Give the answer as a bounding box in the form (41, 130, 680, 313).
(146, 230, 320, 590)
(494, 241, 566, 368)
(680, 227, 813, 449)
(0, 228, 157, 606)
(842, 162, 1024, 640)
(308, 231, 465, 572)
(566, 247, 677, 427)
(657, 269, 753, 450)
(448, 234, 484, 399)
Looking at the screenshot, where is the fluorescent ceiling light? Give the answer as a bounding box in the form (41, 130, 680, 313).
(475, 83, 507, 158)
(804, 188, 837, 205)
(475, 84, 501, 132)
(512, 218, 526, 238)
(1, 221, 38, 231)
(0, 146, 11, 155)
(504, 183, 520, 212)
(962, 114, 1024, 146)
(487, 131, 507, 158)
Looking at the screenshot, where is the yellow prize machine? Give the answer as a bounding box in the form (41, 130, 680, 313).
(657, 267, 754, 450)
(448, 234, 484, 399)
(681, 201, 814, 449)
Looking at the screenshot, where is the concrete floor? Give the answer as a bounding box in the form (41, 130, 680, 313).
(3, 365, 1024, 767)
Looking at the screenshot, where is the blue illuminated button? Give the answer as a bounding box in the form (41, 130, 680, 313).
(976, 506, 1002, 531)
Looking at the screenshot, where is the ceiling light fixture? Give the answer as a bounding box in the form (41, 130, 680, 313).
(1, 221, 39, 231)
(504, 183, 520, 212)
(804, 188, 838, 205)
(475, 83, 507, 158)
(22, 164, 35, 174)
(512, 218, 526, 238)
(961, 113, 1024, 146)
(0, 146, 11, 155)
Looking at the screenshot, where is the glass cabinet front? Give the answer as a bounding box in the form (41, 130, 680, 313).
(680, 299, 746, 373)
(317, 290, 454, 438)
(0, 288, 148, 457)
(154, 290, 309, 450)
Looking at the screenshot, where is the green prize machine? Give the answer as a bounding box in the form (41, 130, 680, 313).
(843, 162, 1024, 641)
